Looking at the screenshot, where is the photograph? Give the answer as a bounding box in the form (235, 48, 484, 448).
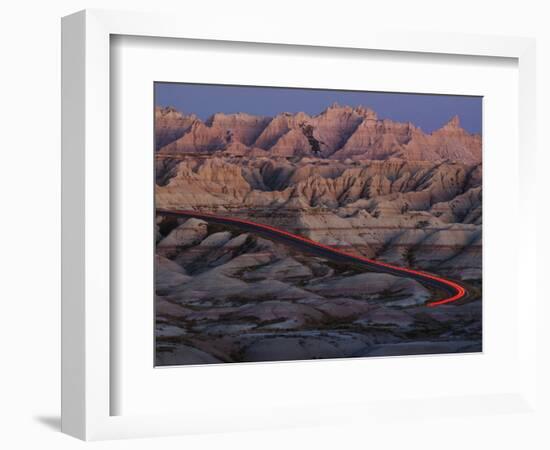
(0, 1, 543, 446)
(154, 83, 483, 366)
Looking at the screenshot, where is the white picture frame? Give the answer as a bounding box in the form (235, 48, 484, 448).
(61, 9, 538, 441)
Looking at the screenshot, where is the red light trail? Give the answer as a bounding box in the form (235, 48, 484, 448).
(157, 209, 467, 307)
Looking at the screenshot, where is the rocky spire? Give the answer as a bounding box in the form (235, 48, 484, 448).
(444, 115, 461, 129)
(338, 105, 375, 121)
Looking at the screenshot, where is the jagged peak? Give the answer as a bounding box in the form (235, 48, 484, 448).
(317, 102, 354, 116)
(354, 105, 378, 120)
(406, 121, 422, 133)
(155, 105, 184, 116)
(318, 103, 378, 121)
(155, 107, 202, 127)
(207, 111, 269, 125)
(443, 115, 461, 129)
(273, 111, 310, 120)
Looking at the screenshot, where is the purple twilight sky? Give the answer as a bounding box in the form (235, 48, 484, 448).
(155, 82, 482, 135)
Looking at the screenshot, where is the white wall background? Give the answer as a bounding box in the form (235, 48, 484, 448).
(0, 1, 547, 449)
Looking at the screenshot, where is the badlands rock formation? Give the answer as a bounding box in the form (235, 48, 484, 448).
(155, 220, 481, 365)
(154, 103, 482, 365)
(156, 103, 482, 163)
(155, 157, 482, 278)
(155, 106, 199, 150)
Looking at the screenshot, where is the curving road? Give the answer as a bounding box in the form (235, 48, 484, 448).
(157, 209, 467, 307)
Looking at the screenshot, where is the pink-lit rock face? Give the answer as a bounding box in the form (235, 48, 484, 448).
(156, 104, 481, 163)
(154, 106, 199, 150)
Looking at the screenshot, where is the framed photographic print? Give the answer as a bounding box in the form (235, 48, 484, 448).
(153, 82, 481, 367)
(62, 9, 539, 441)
